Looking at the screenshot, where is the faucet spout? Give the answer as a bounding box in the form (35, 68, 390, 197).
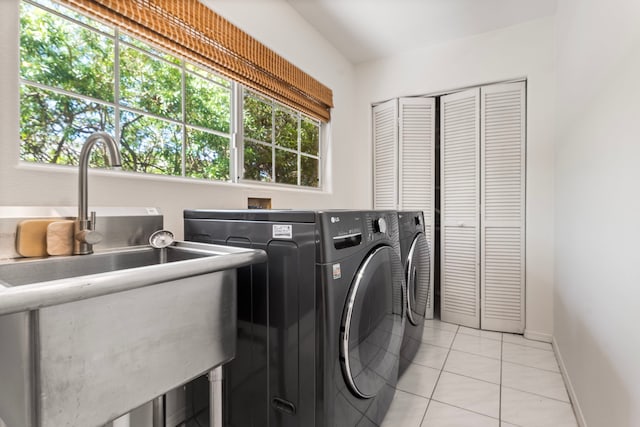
(74, 132, 122, 255)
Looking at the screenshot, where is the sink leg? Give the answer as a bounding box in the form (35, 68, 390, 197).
(209, 367, 223, 427)
(106, 413, 130, 427)
(152, 395, 165, 427)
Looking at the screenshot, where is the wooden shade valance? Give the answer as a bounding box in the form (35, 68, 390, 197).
(57, 0, 333, 121)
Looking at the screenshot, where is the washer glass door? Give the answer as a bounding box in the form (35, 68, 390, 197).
(341, 245, 405, 399)
(406, 232, 431, 326)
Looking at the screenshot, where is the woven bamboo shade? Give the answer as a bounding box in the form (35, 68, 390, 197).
(57, 0, 333, 121)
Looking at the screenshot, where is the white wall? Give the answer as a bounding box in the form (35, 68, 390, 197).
(554, 0, 640, 425)
(355, 17, 557, 338)
(0, 0, 362, 239)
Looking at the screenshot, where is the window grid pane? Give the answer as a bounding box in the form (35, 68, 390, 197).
(185, 72, 231, 133)
(275, 148, 298, 185)
(301, 117, 320, 156)
(119, 110, 182, 176)
(20, 84, 114, 166)
(300, 155, 319, 188)
(243, 141, 272, 182)
(242, 88, 321, 188)
(119, 45, 183, 120)
(185, 128, 230, 180)
(243, 92, 272, 143)
(275, 106, 297, 150)
(21, 1, 115, 103)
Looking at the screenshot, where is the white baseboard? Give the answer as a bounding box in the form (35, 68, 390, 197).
(523, 329, 553, 343)
(552, 337, 588, 427)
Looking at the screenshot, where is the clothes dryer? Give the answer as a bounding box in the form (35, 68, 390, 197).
(397, 211, 431, 376)
(183, 210, 405, 427)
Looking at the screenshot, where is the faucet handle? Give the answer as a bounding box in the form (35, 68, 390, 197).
(86, 211, 102, 244)
(76, 229, 103, 245)
(75, 211, 102, 246)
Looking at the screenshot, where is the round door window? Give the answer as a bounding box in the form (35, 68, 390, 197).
(406, 233, 431, 326)
(341, 245, 405, 399)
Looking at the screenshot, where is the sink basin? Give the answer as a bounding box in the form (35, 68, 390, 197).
(0, 241, 266, 427)
(0, 244, 214, 286)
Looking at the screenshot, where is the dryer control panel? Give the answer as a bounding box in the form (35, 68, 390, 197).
(318, 210, 399, 263)
(325, 212, 364, 250)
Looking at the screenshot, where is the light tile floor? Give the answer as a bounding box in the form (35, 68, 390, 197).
(382, 319, 578, 427)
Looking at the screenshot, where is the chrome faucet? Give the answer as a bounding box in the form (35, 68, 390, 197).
(74, 132, 122, 255)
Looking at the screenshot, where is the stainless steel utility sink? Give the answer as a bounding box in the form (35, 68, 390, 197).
(0, 241, 266, 427)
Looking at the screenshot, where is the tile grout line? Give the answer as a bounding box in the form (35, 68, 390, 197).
(441, 346, 502, 361)
(501, 359, 561, 374)
(502, 339, 554, 352)
(456, 329, 504, 342)
(500, 384, 573, 404)
(418, 323, 459, 427)
(423, 320, 459, 332)
(419, 327, 458, 348)
(429, 398, 500, 422)
(440, 367, 501, 386)
(416, 340, 455, 352)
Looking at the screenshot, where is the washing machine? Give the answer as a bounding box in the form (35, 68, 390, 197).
(183, 209, 405, 427)
(396, 211, 431, 376)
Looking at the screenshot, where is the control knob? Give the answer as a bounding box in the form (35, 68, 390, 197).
(373, 217, 387, 234)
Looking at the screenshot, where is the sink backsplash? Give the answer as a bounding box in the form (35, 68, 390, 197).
(0, 206, 163, 260)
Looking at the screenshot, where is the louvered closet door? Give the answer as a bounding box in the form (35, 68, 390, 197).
(440, 88, 480, 328)
(399, 97, 435, 318)
(480, 82, 526, 333)
(373, 99, 398, 209)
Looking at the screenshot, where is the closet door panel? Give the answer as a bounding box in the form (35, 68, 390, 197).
(480, 82, 526, 333)
(373, 99, 399, 209)
(440, 88, 480, 328)
(399, 97, 435, 318)
(399, 98, 434, 213)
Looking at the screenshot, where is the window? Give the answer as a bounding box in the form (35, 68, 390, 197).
(243, 90, 320, 187)
(19, 0, 322, 188)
